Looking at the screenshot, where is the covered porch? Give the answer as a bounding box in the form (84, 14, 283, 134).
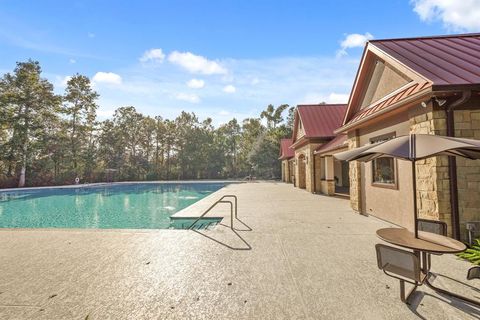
(314, 135, 350, 197)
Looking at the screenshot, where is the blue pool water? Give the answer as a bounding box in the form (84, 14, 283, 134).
(0, 183, 226, 229)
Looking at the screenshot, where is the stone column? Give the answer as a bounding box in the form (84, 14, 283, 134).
(409, 108, 452, 235)
(348, 131, 363, 212)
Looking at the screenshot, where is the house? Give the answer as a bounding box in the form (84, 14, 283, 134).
(290, 104, 347, 193)
(335, 33, 480, 240)
(279, 138, 294, 183)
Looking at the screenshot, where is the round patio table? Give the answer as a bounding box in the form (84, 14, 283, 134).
(376, 227, 479, 306)
(376, 227, 466, 254)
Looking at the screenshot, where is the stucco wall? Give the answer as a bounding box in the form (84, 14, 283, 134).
(356, 113, 414, 230)
(360, 61, 410, 109)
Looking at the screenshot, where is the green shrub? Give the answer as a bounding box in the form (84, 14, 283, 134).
(457, 239, 480, 265)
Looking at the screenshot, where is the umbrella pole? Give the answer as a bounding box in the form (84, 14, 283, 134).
(412, 160, 418, 238)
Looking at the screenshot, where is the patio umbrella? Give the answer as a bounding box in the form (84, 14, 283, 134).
(334, 133, 480, 238)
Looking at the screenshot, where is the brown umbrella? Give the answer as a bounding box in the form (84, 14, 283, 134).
(334, 134, 480, 237)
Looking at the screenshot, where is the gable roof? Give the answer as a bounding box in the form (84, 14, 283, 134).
(292, 104, 347, 142)
(370, 33, 480, 88)
(339, 33, 480, 133)
(279, 139, 294, 160)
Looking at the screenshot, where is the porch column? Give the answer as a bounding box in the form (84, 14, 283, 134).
(325, 156, 334, 180)
(324, 156, 335, 195)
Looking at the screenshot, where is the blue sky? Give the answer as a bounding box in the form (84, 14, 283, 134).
(1, 0, 479, 124)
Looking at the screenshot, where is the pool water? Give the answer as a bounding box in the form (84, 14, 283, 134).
(0, 183, 226, 229)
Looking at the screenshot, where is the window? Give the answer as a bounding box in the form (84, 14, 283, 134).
(370, 133, 397, 188)
(372, 157, 395, 184)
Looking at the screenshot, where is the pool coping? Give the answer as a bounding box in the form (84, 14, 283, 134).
(0, 181, 237, 232)
(0, 180, 245, 192)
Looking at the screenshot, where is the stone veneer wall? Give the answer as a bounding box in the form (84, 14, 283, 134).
(294, 143, 321, 193)
(320, 180, 335, 195)
(408, 110, 452, 234)
(348, 133, 362, 212)
(409, 108, 480, 239)
(453, 110, 480, 239)
(281, 159, 290, 182)
(314, 155, 322, 193)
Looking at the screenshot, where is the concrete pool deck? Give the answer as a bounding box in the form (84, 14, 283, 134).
(0, 182, 479, 319)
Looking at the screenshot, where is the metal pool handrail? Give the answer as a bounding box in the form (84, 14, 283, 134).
(188, 195, 238, 230)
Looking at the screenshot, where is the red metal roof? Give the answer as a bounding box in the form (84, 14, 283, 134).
(371, 33, 480, 87)
(296, 104, 347, 138)
(347, 81, 430, 125)
(339, 33, 480, 133)
(279, 138, 294, 160)
(314, 134, 348, 154)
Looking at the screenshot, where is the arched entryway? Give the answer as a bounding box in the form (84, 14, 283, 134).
(298, 154, 306, 189)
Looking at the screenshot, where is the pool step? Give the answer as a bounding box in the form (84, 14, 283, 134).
(169, 217, 222, 230)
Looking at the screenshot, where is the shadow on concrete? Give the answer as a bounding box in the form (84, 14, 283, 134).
(408, 281, 480, 319)
(192, 217, 253, 250)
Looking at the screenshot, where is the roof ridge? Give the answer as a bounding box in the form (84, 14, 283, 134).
(370, 32, 480, 43)
(297, 103, 347, 107)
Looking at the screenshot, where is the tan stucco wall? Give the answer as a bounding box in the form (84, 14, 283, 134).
(356, 113, 415, 230)
(361, 61, 410, 109)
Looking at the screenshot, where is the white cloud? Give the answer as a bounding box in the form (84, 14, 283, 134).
(300, 92, 350, 104)
(223, 84, 236, 93)
(61, 75, 72, 87)
(97, 108, 115, 118)
(411, 0, 480, 31)
(88, 32, 95, 38)
(174, 92, 200, 103)
(337, 32, 373, 57)
(69, 58, 76, 64)
(168, 51, 227, 75)
(186, 78, 205, 89)
(92, 72, 122, 85)
(328, 93, 350, 103)
(140, 48, 166, 63)
(251, 77, 260, 85)
(47, 54, 358, 126)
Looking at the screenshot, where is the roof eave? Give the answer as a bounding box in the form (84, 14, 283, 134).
(314, 144, 348, 155)
(431, 84, 480, 92)
(334, 88, 432, 134)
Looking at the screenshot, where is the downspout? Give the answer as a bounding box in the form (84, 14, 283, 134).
(443, 90, 472, 240)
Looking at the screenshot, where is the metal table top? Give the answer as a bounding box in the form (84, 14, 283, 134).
(376, 227, 466, 254)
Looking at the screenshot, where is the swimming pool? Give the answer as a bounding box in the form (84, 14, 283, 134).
(0, 183, 226, 229)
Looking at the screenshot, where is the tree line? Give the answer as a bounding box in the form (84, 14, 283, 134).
(0, 60, 293, 188)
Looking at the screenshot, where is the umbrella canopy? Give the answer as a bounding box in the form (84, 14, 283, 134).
(334, 134, 480, 238)
(335, 134, 480, 162)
